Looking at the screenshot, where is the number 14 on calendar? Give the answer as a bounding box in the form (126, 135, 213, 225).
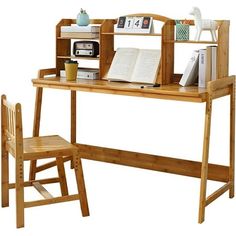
(116, 16, 153, 33)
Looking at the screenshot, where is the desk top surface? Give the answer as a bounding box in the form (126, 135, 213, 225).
(32, 77, 208, 102)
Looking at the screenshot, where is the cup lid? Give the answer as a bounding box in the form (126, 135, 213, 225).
(65, 60, 78, 64)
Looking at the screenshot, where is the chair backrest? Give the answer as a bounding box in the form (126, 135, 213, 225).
(1, 95, 23, 156)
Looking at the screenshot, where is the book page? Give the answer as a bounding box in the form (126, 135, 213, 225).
(131, 49, 161, 84)
(107, 48, 138, 82)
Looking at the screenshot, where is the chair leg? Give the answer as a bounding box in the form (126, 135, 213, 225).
(229, 83, 235, 198)
(1, 150, 9, 207)
(73, 151, 89, 217)
(29, 87, 43, 181)
(198, 95, 212, 224)
(56, 157, 69, 196)
(70, 91, 76, 170)
(15, 157, 24, 228)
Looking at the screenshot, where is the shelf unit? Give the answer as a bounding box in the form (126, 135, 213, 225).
(56, 19, 104, 78)
(56, 15, 229, 85)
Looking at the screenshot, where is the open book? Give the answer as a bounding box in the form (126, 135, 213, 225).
(107, 48, 161, 84)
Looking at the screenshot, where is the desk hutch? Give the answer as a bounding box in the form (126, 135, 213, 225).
(30, 14, 235, 223)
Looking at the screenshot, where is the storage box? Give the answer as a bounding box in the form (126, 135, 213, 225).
(176, 24, 189, 41)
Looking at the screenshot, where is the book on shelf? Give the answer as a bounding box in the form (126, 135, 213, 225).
(60, 24, 100, 38)
(180, 46, 217, 87)
(60, 68, 99, 80)
(107, 48, 161, 84)
(179, 50, 199, 86)
(60, 32, 99, 38)
(61, 24, 100, 33)
(211, 46, 217, 81)
(199, 46, 217, 88)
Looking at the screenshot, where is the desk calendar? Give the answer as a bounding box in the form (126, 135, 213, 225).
(115, 16, 153, 33)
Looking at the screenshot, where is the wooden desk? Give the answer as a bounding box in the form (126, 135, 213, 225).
(31, 69, 235, 223)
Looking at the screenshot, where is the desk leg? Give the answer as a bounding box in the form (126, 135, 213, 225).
(229, 83, 235, 198)
(198, 94, 212, 224)
(70, 91, 76, 169)
(29, 87, 43, 180)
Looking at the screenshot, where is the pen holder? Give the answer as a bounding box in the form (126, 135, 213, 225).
(64, 60, 78, 81)
(176, 23, 189, 41)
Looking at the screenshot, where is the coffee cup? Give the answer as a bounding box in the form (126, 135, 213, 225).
(64, 60, 78, 81)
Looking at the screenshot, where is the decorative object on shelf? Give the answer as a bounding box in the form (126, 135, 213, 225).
(64, 60, 78, 81)
(175, 20, 190, 41)
(73, 41, 99, 57)
(76, 8, 90, 26)
(190, 6, 218, 41)
(115, 16, 153, 33)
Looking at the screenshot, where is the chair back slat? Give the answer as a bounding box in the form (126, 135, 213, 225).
(1, 95, 23, 154)
(6, 106, 16, 139)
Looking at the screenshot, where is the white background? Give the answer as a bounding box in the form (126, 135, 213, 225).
(0, 0, 235, 235)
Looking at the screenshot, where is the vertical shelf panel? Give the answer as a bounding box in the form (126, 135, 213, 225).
(217, 20, 229, 79)
(56, 19, 72, 76)
(160, 20, 175, 85)
(100, 19, 116, 80)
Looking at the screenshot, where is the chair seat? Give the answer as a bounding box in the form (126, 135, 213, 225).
(23, 135, 76, 160)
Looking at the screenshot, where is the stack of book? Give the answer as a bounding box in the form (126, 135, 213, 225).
(60, 24, 100, 38)
(60, 68, 99, 80)
(179, 46, 217, 87)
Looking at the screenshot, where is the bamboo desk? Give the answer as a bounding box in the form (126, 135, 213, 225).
(31, 70, 235, 223)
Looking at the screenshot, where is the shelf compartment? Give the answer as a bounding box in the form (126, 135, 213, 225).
(57, 55, 100, 60)
(57, 37, 99, 40)
(101, 32, 162, 36)
(165, 40, 218, 44)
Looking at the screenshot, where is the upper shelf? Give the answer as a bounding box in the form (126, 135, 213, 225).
(57, 36, 99, 40)
(165, 40, 218, 44)
(57, 55, 99, 60)
(101, 32, 162, 36)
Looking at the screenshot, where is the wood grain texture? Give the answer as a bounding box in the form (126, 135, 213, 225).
(71, 91, 76, 143)
(229, 77, 235, 197)
(23, 135, 76, 160)
(208, 75, 235, 92)
(206, 182, 231, 206)
(76, 144, 229, 182)
(73, 151, 89, 217)
(56, 157, 69, 196)
(1, 95, 9, 207)
(198, 94, 212, 224)
(100, 19, 115, 80)
(15, 103, 25, 228)
(161, 20, 174, 84)
(9, 178, 60, 189)
(35, 156, 72, 173)
(32, 182, 53, 199)
(32, 77, 207, 102)
(217, 20, 230, 79)
(29, 87, 43, 181)
(24, 194, 80, 208)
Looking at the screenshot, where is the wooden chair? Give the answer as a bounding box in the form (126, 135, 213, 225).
(1, 94, 89, 228)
